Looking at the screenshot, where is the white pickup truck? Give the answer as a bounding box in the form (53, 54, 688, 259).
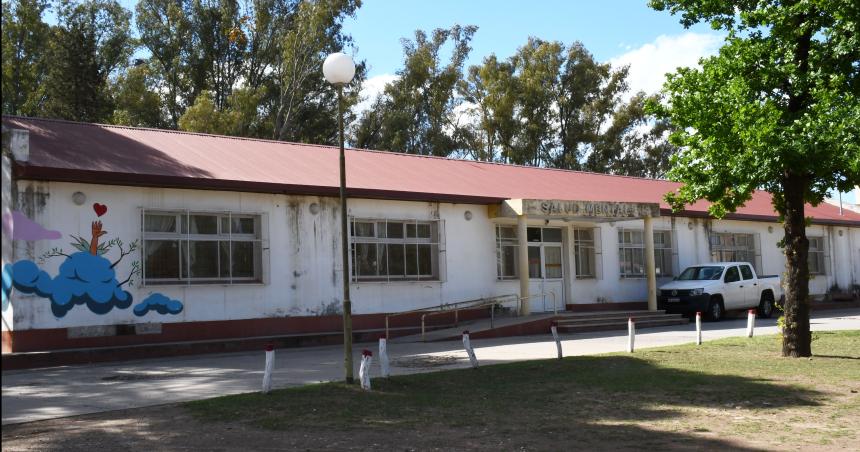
(657, 262, 783, 321)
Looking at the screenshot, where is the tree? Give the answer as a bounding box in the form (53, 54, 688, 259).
(649, 0, 860, 356)
(273, 0, 363, 143)
(511, 38, 563, 166)
(42, 0, 134, 122)
(351, 24, 477, 156)
(555, 42, 629, 170)
(136, 0, 194, 127)
(459, 55, 519, 162)
(1, 0, 50, 116)
(111, 62, 166, 127)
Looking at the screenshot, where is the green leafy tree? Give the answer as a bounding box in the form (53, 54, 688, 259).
(273, 0, 363, 143)
(555, 42, 629, 170)
(351, 24, 477, 156)
(42, 0, 134, 122)
(1, 0, 50, 116)
(511, 37, 563, 166)
(135, 0, 194, 127)
(649, 0, 860, 356)
(177, 90, 231, 133)
(460, 55, 520, 162)
(111, 62, 166, 127)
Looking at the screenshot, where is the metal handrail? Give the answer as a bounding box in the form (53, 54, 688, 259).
(516, 290, 558, 314)
(383, 290, 559, 341)
(418, 294, 520, 341)
(384, 293, 519, 339)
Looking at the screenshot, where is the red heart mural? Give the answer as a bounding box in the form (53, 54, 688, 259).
(93, 203, 108, 217)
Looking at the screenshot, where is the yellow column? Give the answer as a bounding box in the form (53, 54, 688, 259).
(518, 214, 530, 315)
(644, 215, 657, 311)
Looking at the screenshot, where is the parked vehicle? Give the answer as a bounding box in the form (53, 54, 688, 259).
(658, 262, 783, 321)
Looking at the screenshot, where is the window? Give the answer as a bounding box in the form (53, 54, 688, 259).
(725, 266, 740, 283)
(710, 232, 756, 268)
(808, 237, 825, 275)
(495, 225, 519, 280)
(618, 229, 673, 278)
(495, 226, 563, 280)
(573, 228, 596, 278)
(740, 264, 754, 280)
(142, 211, 264, 285)
(350, 219, 440, 281)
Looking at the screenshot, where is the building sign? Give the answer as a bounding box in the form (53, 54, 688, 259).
(529, 200, 660, 219)
(497, 199, 661, 219)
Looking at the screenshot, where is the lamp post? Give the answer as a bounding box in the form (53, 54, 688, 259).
(323, 52, 356, 383)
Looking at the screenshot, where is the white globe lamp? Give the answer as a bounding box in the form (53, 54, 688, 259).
(323, 52, 356, 85)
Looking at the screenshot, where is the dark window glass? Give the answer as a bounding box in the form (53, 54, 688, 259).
(144, 240, 180, 279)
(527, 227, 542, 242)
(387, 244, 405, 276)
(188, 241, 218, 278)
(725, 266, 740, 283)
(740, 265, 754, 280)
(542, 228, 562, 242)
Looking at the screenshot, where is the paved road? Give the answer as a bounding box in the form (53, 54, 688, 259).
(3, 309, 858, 425)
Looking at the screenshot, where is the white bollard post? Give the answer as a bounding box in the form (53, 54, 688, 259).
(378, 336, 390, 378)
(695, 311, 702, 345)
(462, 330, 479, 368)
(627, 318, 635, 353)
(747, 309, 756, 338)
(262, 343, 275, 394)
(550, 321, 563, 359)
(359, 349, 373, 390)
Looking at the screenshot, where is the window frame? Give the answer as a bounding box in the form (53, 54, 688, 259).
(710, 232, 757, 269)
(495, 225, 519, 280)
(141, 209, 266, 286)
(573, 227, 597, 279)
(617, 228, 674, 278)
(349, 218, 442, 282)
(807, 236, 826, 275)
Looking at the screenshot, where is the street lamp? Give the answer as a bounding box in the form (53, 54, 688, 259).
(323, 52, 356, 384)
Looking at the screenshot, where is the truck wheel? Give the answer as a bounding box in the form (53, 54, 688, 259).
(707, 297, 724, 321)
(758, 292, 775, 319)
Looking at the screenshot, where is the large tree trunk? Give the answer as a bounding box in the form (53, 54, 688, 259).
(781, 173, 811, 357)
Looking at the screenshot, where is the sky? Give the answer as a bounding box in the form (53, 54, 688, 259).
(343, 0, 724, 104)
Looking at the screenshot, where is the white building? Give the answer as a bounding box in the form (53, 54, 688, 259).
(2, 116, 859, 354)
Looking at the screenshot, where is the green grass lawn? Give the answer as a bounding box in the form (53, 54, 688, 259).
(186, 331, 860, 450)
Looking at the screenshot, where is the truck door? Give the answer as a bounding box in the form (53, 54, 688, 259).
(739, 264, 758, 307)
(722, 265, 745, 309)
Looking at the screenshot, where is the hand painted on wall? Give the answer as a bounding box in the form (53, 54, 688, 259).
(1, 203, 183, 318)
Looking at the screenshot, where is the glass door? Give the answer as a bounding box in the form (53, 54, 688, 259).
(527, 227, 565, 312)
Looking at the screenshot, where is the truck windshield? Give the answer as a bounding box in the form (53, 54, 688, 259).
(677, 266, 724, 281)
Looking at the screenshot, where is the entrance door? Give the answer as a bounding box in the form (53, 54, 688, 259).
(527, 227, 566, 312)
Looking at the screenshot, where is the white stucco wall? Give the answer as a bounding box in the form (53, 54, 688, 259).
(6, 180, 859, 331)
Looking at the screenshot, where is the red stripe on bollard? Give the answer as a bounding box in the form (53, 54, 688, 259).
(265, 342, 274, 352)
(362, 349, 372, 357)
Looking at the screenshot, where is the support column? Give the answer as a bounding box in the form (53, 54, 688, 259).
(644, 215, 657, 311)
(517, 214, 530, 316)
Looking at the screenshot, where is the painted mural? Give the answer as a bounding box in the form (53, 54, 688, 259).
(1, 203, 183, 318)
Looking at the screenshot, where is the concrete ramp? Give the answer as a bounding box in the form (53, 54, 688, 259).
(390, 310, 688, 343)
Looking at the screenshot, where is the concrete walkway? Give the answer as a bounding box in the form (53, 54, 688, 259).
(3, 309, 858, 425)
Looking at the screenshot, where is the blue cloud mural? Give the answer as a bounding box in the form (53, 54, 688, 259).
(9, 253, 133, 317)
(133, 293, 183, 317)
(2, 264, 12, 312)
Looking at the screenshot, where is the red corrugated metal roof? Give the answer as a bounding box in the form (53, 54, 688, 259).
(4, 115, 858, 225)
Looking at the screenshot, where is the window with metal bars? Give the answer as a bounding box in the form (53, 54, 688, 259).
(350, 219, 441, 282)
(141, 210, 264, 285)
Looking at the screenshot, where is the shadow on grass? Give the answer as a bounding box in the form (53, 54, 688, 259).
(3, 341, 842, 451)
(176, 355, 822, 450)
